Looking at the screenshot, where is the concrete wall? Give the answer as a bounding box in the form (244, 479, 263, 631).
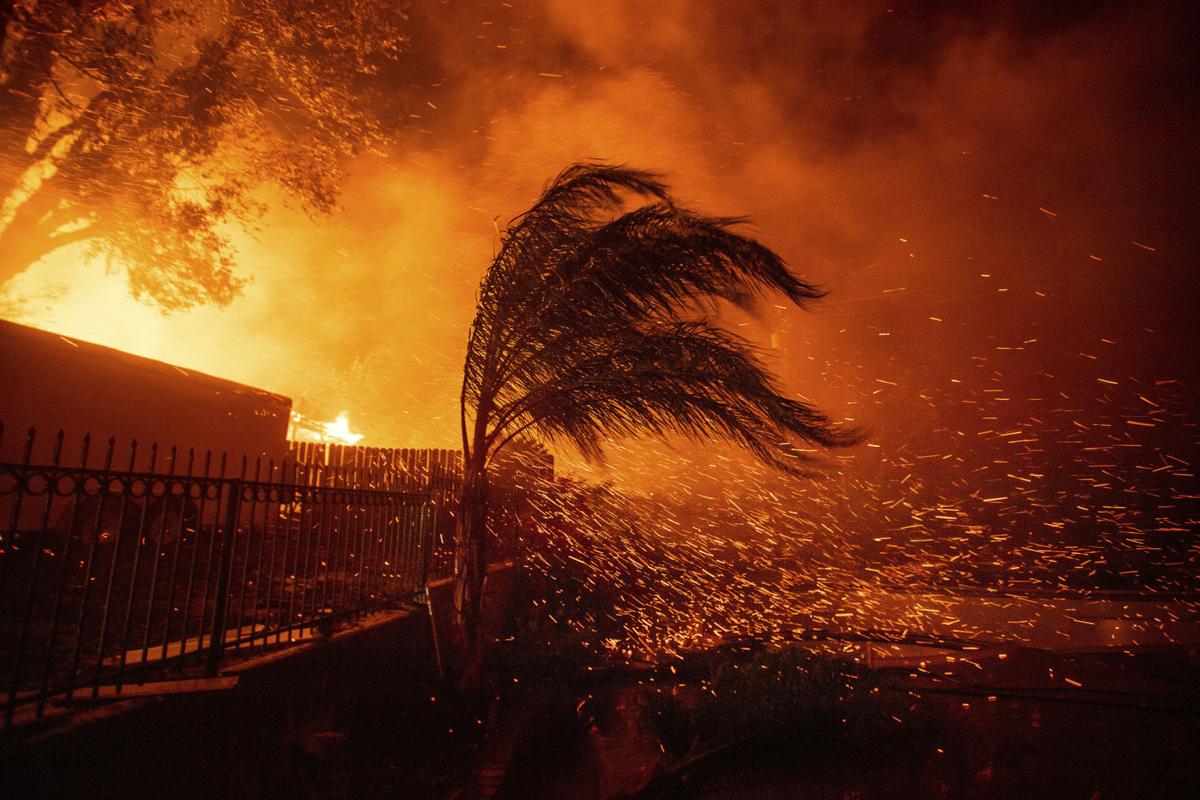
(2, 610, 437, 800)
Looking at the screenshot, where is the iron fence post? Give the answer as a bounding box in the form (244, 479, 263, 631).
(206, 479, 242, 676)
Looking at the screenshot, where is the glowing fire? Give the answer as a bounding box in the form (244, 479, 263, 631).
(323, 412, 365, 445)
(289, 410, 365, 445)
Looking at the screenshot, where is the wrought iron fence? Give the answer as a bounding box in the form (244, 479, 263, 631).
(0, 426, 461, 731)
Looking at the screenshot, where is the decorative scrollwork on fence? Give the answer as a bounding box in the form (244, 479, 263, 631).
(0, 463, 227, 503)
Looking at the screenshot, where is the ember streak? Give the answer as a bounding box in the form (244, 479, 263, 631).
(3, 2, 1199, 658)
(523, 372, 1198, 659)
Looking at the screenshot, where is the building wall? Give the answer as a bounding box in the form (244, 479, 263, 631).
(0, 320, 291, 474)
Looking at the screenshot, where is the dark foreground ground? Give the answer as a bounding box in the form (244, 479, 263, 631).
(410, 643, 1200, 800)
(6, 608, 1198, 799)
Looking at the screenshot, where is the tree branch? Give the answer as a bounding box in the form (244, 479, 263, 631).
(44, 221, 99, 251)
(28, 89, 115, 165)
(0, 177, 100, 284)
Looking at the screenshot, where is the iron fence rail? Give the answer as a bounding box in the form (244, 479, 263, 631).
(0, 426, 461, 730)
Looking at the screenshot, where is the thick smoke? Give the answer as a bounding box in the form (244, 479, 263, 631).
(8, 0, 1199, 477)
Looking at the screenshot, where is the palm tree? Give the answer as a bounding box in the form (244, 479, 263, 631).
(454, 162, 854, 679)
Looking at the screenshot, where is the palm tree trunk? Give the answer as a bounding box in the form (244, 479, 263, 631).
(453, 459, 489, 689)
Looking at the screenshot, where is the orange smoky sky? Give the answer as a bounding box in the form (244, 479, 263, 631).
(6, 0, 1198, 485)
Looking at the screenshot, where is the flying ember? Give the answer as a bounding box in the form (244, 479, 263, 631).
(0, 1, 1197, 797)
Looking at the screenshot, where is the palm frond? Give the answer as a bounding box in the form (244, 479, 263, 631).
(488, 320, 852, 475)
(462, 162, 854, 472)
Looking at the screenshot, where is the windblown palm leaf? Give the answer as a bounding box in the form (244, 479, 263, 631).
(461, 162, 852, 473)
